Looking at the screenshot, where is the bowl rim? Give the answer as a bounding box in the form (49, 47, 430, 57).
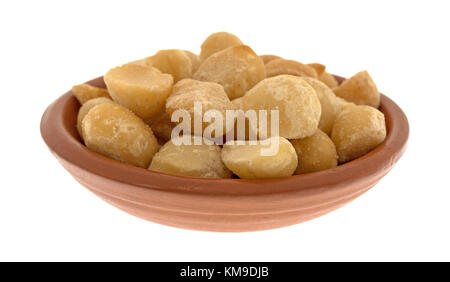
(40, 75, 409, 196)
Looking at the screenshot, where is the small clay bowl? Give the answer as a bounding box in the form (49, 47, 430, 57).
(40, 75, 409, 232)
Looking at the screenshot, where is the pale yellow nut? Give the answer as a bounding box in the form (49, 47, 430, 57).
(82, 103, 159, 168)
(240, 75, 321, 139)
(149, 136, 233, 178)
(221, 136, 298, 179)
(331, 104, 386, 163)
(333, 70, 380, 108)
(166, 79, 235, 137)
(104, 63, 173, 124)
(200, 31, 243, 61)
(131, 50, 199, 78)
(72, 84, 110, 105)
(77, 97, 115, 139)
(301, 77, 339, 135)
(193, 45, 265, 100)
(144, 49, 194, 82)
(290, 129, 338, 174)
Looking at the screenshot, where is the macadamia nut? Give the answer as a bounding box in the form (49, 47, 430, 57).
(74, 31, 389, 177)
(331, 105, 386, 163)
(302, 77, 339, 135)
(82, 103, 159, 168)
(333, 70, 380, 108)
(240, 75, 321, 139)
(290, 129, 338, 174)
(166, 79, 235, 137)
(144, 49, 195, 82)
(200, 32, 243, 61)
(194, 45, 265, 100)
(149, 136, 232, 178)
(104, 63, 173, 124)
(77, 97, 115, 139)
(221, 136, 298, 179)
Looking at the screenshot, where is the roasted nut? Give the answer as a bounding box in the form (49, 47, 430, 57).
(104, 63, 173, 123)
(240, 75, 321, 139)
(331, 104, 386, 163)
(333, 70, 380, 108)
(149, 136, 232, 178)
(166, 79, 235, 137)
(144, 49, 195, 82)
(77, 97, 114, 139)
(302, 77, 339, 135)
(82, 103, 159, 168)
(222, 136, 298, 179)
(290, 129, 338, 174)
(194, 45, 265, 100)
(200, 31, 243, 61)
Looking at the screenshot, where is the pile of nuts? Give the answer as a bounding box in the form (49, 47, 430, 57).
(72, 32, 386, 179)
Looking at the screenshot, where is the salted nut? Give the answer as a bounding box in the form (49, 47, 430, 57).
(73, 31, 386, 179)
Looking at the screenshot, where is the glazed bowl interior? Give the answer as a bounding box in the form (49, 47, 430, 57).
(40, 75, 409, 231)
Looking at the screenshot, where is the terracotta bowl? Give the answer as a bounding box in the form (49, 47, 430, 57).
(40, 75, 409, 232)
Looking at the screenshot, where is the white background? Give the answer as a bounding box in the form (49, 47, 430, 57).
(1, 0, 449, 261)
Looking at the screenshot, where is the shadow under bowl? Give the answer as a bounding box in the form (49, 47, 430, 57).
(40, 75, 409, 232)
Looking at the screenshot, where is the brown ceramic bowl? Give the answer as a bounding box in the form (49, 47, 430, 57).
(40, 75, 409, 232)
